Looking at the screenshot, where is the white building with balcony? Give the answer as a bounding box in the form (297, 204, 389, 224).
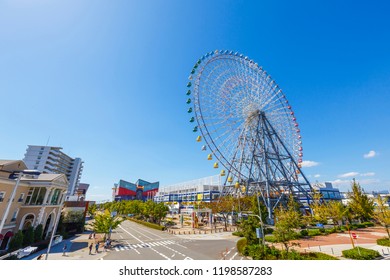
(23, 145, 83, 199)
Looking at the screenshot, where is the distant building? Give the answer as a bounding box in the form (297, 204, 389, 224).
(312, 182, 342, 201)
(113, 179, 159, 201)
(67, 183, 90, 202)
(23, 145, 84, 199)
(154, 175, 222, 203)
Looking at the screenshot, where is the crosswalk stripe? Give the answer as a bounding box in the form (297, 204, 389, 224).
(114, 240, 179, 251)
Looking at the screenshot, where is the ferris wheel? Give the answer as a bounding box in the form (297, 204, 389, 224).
(186, 50, 313, 221)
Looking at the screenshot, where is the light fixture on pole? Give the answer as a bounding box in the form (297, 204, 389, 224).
(0, 170, 41, 235)
(45, 190, 66, 260)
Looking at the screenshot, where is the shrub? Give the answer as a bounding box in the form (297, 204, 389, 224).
(376, 238, 390, 247)
(308, 229, 321, 236)
(355, 223, 367, 229)
(8, 230, 23, 252)
(300, 252, 338, 260)
(299, 229, 308, 237)
(34, 224, 44, 243)
(342, 247, 381, 260)
(264, 228, 274, 234)
(362, 222, 375, 227)
(264, 235, 277, 243)
(128, 218, 165, 231)
(236, 237, 247, 253)
(232, 231, 244, 237)
(325, 228, 337, 234)
(23, 226, 35, 246)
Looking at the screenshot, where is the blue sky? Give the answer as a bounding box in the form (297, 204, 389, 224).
(1, 0, 389, 201)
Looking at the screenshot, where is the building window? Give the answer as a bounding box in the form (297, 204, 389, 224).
(0, 191, 5, 202)
(25, 188, 34, 204)
(36, 161, 40, 164)
(51, 189, 61, 205)
(11, 210, 19, 222)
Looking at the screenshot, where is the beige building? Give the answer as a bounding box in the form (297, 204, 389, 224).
(0, 160, 68, 251)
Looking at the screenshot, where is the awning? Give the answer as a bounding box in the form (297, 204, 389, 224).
(4, 232, 14, 238)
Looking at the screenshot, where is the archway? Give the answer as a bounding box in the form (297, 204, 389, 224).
(0, 231, 14, 251)
(43, 212, 54, 239)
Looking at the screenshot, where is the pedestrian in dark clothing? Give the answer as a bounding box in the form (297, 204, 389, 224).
(62, 244, 67, 256)
(95, 242, 99, 253)
(89, 243, 93, 255)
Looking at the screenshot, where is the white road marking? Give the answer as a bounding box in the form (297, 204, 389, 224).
(230, 252, 238, 260)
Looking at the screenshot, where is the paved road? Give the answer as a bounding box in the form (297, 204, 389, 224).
(103, 220, 246, 260)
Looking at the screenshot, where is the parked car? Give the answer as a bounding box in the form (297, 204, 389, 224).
(17, 246, 38, 259)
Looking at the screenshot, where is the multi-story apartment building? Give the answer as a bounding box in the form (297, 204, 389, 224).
(23, 145, 83, 198)
(0, 160, 68, 251)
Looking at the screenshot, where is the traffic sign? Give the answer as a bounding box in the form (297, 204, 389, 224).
(352, 233, 357, 239)
(256, 228, 263, 238)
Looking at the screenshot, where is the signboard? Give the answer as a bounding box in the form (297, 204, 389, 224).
(256, 228, 263, 238)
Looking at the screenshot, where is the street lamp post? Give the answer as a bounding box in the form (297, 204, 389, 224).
(0, 170, 41, 234)
(45, 191, 66, 260)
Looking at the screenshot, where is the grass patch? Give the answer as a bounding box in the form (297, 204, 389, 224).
(377, 238, 390, 247)
(342, 247, 381, 260)
(128, 218, 165, 231)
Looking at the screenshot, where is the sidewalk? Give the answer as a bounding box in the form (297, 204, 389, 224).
(23, 232, 108, 260)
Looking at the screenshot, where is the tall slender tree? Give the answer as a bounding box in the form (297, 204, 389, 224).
(273, 195, 302, 255)
(374, 196, 390, 239)
(347, 179, 374, 222)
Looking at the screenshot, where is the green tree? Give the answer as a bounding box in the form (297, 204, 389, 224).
(326, 200, 347, 228)
(87, 203, 97, 217)
(273, 196, 302, 255)
(91, 209, 123, 240)
(207, 195, 235, 230)
(310, 189, 328, 224)
(151, 202, 169, 224)
(22, 226, 35, 246)
(348, 179, 374, 222)
(374, 196, 390, 239)
(8, 230, 24, 251)
(34, 224, 44, 242)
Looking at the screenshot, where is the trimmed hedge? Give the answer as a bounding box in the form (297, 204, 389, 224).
(128, 218, 165, 231)
(377, 238, 390, 247)
(232, 231, 244, 237)
(298, 251, 338, 260)
(237, 237, 247, 253)
(342, 247, 381, 260)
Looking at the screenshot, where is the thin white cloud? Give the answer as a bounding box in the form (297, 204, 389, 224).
(300, 160, 319, 168)
(314, 174, 321, 178)
(338, 172, 359, 178)
(364, 150, 377, 159)
(360, 172, 375, 177)
(330, 179, 350, 185)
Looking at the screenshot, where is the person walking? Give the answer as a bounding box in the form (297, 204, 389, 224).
(62, 243, 67, 256)
(89, 243, 93, 255)
(95, 242, 99, 253)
